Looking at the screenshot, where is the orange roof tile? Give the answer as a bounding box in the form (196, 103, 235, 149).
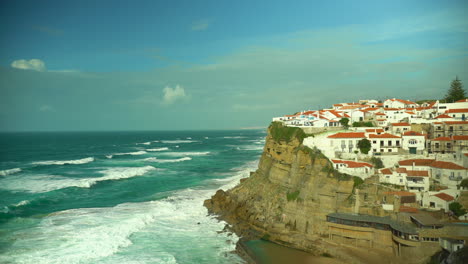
(433, 193, 455, 202)
(456, 99, 468, 103)
(380, 168, 393, 175)
(327, 132, 366, 139)
(396, 168, 407, 173)
(430, 161, 466, 170)
(398, 159, 435, 166)
(384, 108, 400, 111)
(369, 133, 401, 139)
(403, 131, 425, 136)
(443, 121, 468, 125)
(366, 128, 384, 133)
(445, 108, 468, 114)
(435, 114, 453, 119)
(399, 206, 418, 213)
(453, 135, 468, 141)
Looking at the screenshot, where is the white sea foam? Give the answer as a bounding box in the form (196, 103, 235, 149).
(0, 161, 257, 264)
(161, 151, 210, 157)
(32, 157, 95, 166)
(136, 142, 151, 145)
(161, 140, 196, 144)
(204, 137, 209, 139)
(113, 151, 147, 157)
(13, 200, 30, 207)
(186, 137, 192, 139)
(142, 157, 158, 162)
(223, 136, 246, 139)
(146, 147, 169, 152)
(153, 157, 192, 163)
(0, 166, 156, 193)
(106, 155, 113, 159)
(0, 168, 22, 176)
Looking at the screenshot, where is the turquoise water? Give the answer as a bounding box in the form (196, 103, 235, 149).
(0, 130, 265, 263)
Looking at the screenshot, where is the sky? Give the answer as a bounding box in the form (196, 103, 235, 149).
(1, 0, 467, 131)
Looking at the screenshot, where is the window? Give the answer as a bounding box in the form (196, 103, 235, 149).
(380, 149, 384, 152)
(409, 139, 417, 144)
(396, 140, 400, 146)
(435, 143, 439, 148)
(373, 149, 377, 152)
(388, 149, 392, 152)
(373, 140, 377, 144)
(388, 140, 392, 146)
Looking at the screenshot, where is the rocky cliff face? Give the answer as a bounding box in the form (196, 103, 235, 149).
(204, 124, 359, 254)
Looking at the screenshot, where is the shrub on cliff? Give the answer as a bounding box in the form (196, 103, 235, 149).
(269, 122, 306, 143)
(357, 138, 371, 154)
(370, 157, 384, 169)
(449, 202, 467, 217)
(352, 121, 374, 127)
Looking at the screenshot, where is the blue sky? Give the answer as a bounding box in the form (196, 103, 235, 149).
(1, 0, 467, 131)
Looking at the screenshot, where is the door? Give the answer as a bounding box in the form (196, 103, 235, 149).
(409, 147, 417, 154)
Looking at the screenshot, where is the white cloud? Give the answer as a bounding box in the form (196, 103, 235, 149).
(162, 85, 187, 104)
(39, 105, 54, 112)
(11, 59, 46, 72)
(191, 19, 210, 31)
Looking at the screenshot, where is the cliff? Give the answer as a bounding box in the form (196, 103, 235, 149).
(204, 123, 411, 263)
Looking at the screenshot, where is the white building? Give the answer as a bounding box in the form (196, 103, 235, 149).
(331, 159, 374, 179)
(384, 98, 418, 109)
(430, 161, 468, 189)
(402, 131, 426, 154)
(327, 132, 366, 153)
(379, 168, 407, 186)
(422, 192, 455, 212)
(369, 133, 401, 154)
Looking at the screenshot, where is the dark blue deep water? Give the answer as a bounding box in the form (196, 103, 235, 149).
(0, 130, 265, 264)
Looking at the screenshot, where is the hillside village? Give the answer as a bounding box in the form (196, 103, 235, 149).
(273, 98, 468, 222)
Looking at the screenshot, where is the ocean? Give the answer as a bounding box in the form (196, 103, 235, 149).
(0, 130, 265, 264)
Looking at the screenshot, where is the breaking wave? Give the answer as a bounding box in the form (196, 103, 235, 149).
(0, 168, 22, 176)
(146, 147, 169, 152)
(32, 157, 95, 166)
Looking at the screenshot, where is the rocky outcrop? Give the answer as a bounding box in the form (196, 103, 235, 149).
(204, 124, 361, 255)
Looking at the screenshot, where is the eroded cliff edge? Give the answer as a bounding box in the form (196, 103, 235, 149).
(204, 124, 377, 261)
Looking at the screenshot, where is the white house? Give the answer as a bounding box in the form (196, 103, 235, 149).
(331, 159, 374, 179)
(422, 192, 455, 212)
(379, 168, 407, 186)
(440, 238, 465, 253)
(402, 131, 426, 154)
(405, 170, 430, 192)
(327, 132, 366, 153)
(369, 133, 401, 154)
(430, 161, 468, 189)
(389, 122, 411, 135)
(384, 98, 418, 109)
(398, 159, 435, 172)
(445, 108, 468, 120)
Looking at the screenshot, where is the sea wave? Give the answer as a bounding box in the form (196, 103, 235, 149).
(0, 168, 22, 176)
(32, 157, 95, 166)
(111, 151, 148, 157)
(0, 166, 156, 193)
(0, 162, 254, 264)
(146, 147, 169, 152)
(223, 136, 246, 139)
(161, 151, 210, 157)
(153, 157, 192, 163)
(136, 142, 151, 145)
(161, 140, 197, 144)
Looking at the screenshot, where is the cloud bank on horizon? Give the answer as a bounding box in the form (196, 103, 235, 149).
(0, 1, 467, 131)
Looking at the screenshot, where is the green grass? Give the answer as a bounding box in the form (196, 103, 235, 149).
(269, 122, 307, 143)
(353, 176, 364, 188)
(286, 190, 300, 201)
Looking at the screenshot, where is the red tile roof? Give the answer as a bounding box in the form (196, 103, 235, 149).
(399, 206, 418, 213)
(380, 168, 392, 175)
(391, 122, 411, 126)
(456, 99, 468, 103)
(396, 168, 407, 173)
(406, 170, 429, 177)
(403, 131, 425, 136)
(375, 112, 386, 116)
(445, 108, 468, 114)
(443, 121, 468, 125)
(433, 193, 455, 202)
(453, 135, 468, 141)
(366, 128, 384, 133)
(327, 132, 366, 139)
(398, 159, 435, 166)
(384, 108, 400, 111)
(430, 161, 466, 170)
(369, 133, 401, 139)
(435, 114, 453, 119)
